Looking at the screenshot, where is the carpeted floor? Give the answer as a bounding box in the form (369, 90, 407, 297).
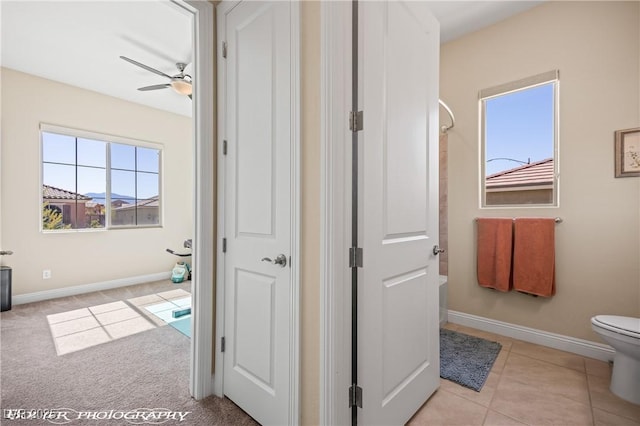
(0, 280, 258, 425)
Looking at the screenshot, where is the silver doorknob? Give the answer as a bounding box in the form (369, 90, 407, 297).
(433, 245, 445, 255)
(261, 254, 287, 268)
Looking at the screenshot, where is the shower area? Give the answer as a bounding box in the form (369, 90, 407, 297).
(438, 99, 454, 326)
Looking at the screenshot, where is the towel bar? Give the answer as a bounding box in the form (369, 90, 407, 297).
(475, 217, 562, 223)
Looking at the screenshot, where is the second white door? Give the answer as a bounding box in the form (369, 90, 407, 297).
(358, 1, 441, 425)
(218, 1, 296, 425)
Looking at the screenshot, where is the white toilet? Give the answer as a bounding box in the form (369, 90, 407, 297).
(591, 315, 640, 405)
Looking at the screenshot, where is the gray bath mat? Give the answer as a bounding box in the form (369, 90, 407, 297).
(440, 328, 502, 391)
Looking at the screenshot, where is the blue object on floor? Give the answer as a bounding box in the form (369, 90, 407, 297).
(143, 297, 192, 324)
(171, 262, 191, 283)
(144, 302, 181, 324)
(172, 307, 191, 318)
(169, 317, 191, 338)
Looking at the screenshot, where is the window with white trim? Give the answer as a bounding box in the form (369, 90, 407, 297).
(480, 70, 559, 207)
(41, 125, 162, 231)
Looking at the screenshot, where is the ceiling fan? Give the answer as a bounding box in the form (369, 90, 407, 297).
(120, 56, 192, 98)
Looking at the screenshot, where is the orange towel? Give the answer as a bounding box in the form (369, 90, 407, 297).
(513, 218, 556, 297)
(476, 218, 513, 292)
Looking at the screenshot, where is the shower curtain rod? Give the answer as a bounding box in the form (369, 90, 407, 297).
(439, 99, 455, 133)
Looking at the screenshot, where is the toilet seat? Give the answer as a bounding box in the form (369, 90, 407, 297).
(592, 315, 640, 339)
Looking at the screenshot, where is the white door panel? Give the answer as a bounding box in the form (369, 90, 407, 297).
(234, 268, 276, 389)
(219, 1, 294, 425)
(235, 3, 277, 237)
(359, 1, 440, 424)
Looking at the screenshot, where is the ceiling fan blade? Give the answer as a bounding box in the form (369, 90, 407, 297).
(120, 56, 172, 79)
(138, 84, 170, 91)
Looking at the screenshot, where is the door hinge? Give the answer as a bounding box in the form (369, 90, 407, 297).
(221, 336, 226, 353)
(222, 41, 227, 58)
(223, 140, 228, 155)
(349, 110, 363, 132)
(349, 384, 363, 408)
(349, 247, 363, 268)
(222, 238, 227, 253)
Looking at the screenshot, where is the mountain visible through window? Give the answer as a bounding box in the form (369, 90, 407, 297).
(41, 127, 161, 230)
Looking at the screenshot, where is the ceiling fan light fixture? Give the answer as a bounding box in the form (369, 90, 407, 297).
(171, 79, 192, 96)
(121, 56, 193, 98)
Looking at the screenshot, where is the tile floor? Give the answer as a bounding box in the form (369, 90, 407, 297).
(46, 288, 191, 356)
(408, 323, 640, 426)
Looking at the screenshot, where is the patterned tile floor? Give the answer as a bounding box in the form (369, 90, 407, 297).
(408, 323, 640, 426)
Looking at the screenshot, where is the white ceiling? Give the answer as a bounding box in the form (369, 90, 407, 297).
(1, 1, 543, 118)
(1, 1, 194, 117)
(427, 1, 543, 43)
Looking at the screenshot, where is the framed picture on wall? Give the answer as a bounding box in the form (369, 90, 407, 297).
(615, 127, 640, 177)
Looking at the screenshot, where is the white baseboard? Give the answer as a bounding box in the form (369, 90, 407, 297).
(448, 310, 615, 362)
(13, 272, 172, 305)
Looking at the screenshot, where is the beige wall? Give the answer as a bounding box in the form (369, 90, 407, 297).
(441, 1, 640, 342)
(300, 2, 321, 424)
(1, 68, 193, 295)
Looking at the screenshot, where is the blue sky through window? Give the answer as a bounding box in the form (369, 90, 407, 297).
(42, 132, 159, 203)
(485, 82, 554, 176)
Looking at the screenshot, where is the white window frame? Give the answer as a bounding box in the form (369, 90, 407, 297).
(40, 123, 164, 232)
(479, 70, 560, 208)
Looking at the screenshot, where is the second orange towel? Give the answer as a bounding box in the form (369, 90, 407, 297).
(513, 218, 556, 297)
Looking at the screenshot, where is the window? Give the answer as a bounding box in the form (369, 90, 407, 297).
(109, 143, 160, 226)
(480, 70, 559, 207)
(41, 125, 161, 231)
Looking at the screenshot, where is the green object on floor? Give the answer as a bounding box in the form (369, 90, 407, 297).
(172, 307, 191, 318)
(169, 317, 191, 338)
(171, 262, 190, 283)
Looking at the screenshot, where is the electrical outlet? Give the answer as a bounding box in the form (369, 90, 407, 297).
(42, 270, 51, 279)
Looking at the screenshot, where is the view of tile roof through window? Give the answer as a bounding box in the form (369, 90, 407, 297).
(486, 158, 554, 188)
(113, 197, 159, 210)
(42, 184, 92, 200)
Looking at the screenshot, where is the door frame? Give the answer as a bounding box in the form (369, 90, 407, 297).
(213, 1, 301, 423)
(320, 2, 353, 425)
(172, 0, 216, 400)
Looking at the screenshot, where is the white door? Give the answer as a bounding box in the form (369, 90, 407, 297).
(358, 1, 441, 425)
(218, 1, 296, 425)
